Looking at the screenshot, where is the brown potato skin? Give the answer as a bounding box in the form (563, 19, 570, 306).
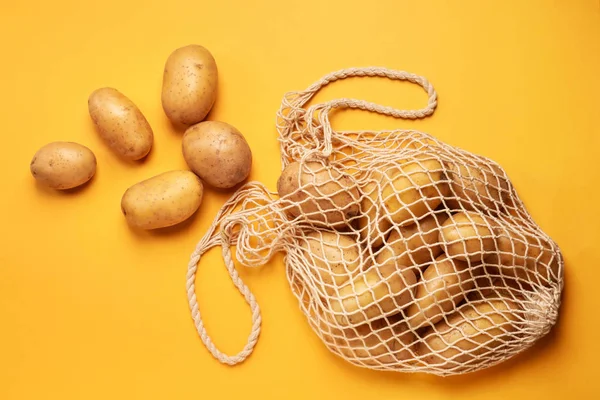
(438, 211, 496, 262)
(358, 171, 392, 248)
(359, 156, 449, 245)
(405, 255, 475, 330)
(277, 161, 360, 227)
(300, 231, 362, 295)
(444, 160, 510, 212)
(417, 298, 520, 369)
(380, 156, 449, 226)
(329, 263, 417, 326)
(88, 87, 153, 160)
(319, 315, 415, 366)
(374, 213, 448, 270)
(491, 218, 559, 283)
(30, 141, 96, 190)
(121, 170, 203, 230)
(161, 44, 218, 125)
(182, 121, 252, 189)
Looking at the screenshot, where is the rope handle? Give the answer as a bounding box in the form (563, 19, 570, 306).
(282, 67, 437, 115)
(276, 67, 438, 159)
(185, 231, 262, 365)
(308, 68, 437, 117)
(186, 182, 272, 365)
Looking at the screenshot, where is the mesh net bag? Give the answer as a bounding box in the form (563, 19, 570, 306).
(185, 67, 564, 376)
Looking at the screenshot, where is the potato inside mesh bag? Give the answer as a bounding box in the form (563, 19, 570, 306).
(186, 67, 564, 376)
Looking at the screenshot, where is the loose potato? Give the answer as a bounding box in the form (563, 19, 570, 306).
(445, 159, 510, 212)
(405, 255, 476, 330)
(439, 211, 496, 262)
(300, 231, 362, 294)
(329, 263, 417, 326)
(88, 87, 153, 160)
(30, 142, 96, 190)
(121, 170, 203, 230)
(320, 314, 415, 366)
(374, 213, 448, 270)
(277, 161, 360, 227)
(182, 121, 252, 189)
(491, 219, 560, 283)
(161, 44, 218, 125)
(369, 156, 449, 227)
(417, 297, 520, 369)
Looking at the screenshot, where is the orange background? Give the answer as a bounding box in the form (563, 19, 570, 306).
(1, 0, 599, 398)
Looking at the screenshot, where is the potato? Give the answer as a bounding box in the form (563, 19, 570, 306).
(491, 219, 560, 283)
(121, 170, 203, 230)
(30, 142, 96, 190)
(300, 231, 362, 295)
(417, 297, 520, 369)
(182, 121, 252, 189)
(277, 161, 360, 227)
(161, 44, 218, 125)
(88, 87, 153, 160)
(358, 210, 391, 249)
(358, 170, 392, 248)
(374, 213, 448, 270)
(319, 315, 415, 366)
(439, 211, 496, 262)
(445, 159, 510, 212)
(368, 156, 449, 228)
(405, 255, 476, 330)
(329, 262, 417, 326)
(300, 272, 415, 366)
(469, 277, 522, 302)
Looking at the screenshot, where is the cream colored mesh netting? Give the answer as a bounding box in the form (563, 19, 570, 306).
(185, 67, 563, 376)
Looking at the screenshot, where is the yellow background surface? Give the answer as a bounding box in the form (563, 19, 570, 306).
(1, 0, 599, 398)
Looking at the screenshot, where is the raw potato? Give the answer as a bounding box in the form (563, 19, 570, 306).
(358, 210, 391, 249)
(300, 231, 362, 294)
(121, 170, 203, 230)
(445, 159, 510, 212)
(405, 255, 476, 330)
(491, 218, 559, 283)
(418, 298, 520, 369)
(439, 211, 496, 262)
(161, 44, 218, 125)
(30, 142, 96, 190)
(182, 121, 252, 189)
(319, 314, 415, 366)
(470, 277, 522, 302)
(367, 155, 449, 228)
(329, 263, 417, 326)
(88, 88, 153, 160)
(358, 170, 392, 248)
(374, 213, 449, 270)
(277, 161, 360, 227)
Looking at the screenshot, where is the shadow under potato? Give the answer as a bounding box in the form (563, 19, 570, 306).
(166, 116, 189, 135)
(34, 173, 96, 196)
(206, 177, 252, 195)
(148, 213, 200, 236)
(122, 206, 204, 239)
